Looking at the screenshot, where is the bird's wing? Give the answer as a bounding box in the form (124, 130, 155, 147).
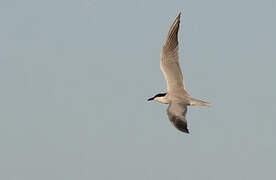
(167, 102, 189, 133)
(160, 13, 187, 93)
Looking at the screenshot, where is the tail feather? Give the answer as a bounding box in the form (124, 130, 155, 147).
(190, 98, 211, 107)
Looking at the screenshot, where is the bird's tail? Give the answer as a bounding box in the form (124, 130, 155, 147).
(189, 98, 211, 107)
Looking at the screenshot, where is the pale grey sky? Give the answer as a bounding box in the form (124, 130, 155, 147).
(0, 0, 276, 179)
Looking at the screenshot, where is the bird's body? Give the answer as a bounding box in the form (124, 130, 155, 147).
(148, 13, 210, 134)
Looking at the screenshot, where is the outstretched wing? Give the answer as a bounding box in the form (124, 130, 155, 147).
(161, 13, 187, 93)
(167, 102, 189, 133)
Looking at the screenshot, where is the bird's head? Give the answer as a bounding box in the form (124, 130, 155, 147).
(147, 93, 167, 102)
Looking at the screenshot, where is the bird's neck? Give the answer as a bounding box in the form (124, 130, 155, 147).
(155, 96, 170, 104)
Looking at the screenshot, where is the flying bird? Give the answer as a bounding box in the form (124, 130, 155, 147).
(148, 13, 211, 134)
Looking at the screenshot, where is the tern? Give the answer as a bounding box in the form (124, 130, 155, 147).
(148, 13, 211, 134)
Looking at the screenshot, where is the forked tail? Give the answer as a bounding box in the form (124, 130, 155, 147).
(190, 98, 211, 107)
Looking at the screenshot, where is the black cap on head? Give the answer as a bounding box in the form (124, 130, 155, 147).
(147, 93, 167, 101)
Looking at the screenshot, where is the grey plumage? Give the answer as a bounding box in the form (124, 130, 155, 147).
(161, 13, 186, 93)
(148, 12, 210, 134)
(161, 13, 191, 133)
(167, 103, 189, 133)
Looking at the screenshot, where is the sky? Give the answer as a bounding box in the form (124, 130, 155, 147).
(0, 0, 276, 179)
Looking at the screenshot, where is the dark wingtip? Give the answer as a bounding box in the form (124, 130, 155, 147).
(177, 12, 181, 18)
(175, 120, 189, 134)
(174, 12, 181, 23)
(183, 128, 190, 134)
(177, 125, 189, 134)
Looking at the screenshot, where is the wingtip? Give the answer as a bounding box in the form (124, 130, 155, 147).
(184, 129, 189, 134)
(174, 120, 189, 134)
(177, 12, 181, 19)
(179, 129, 189, 134)
(184, 128, 190, 134)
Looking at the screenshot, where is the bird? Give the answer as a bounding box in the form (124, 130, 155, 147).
(147, 12, 211, 134)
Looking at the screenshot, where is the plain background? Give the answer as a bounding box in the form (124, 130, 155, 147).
(1, 0, 276, 179)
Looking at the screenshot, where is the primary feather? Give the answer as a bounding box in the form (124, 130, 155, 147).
(160, 13, 187, 94)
